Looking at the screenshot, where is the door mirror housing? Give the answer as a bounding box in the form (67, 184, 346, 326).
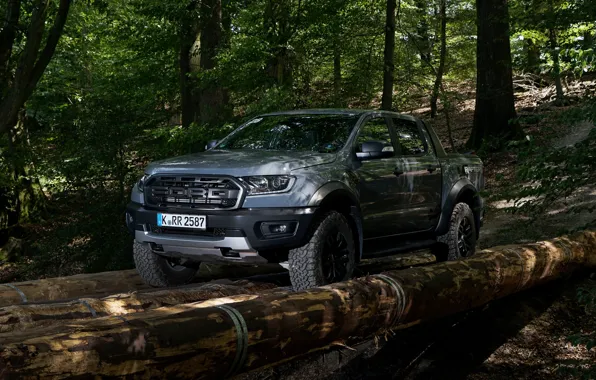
(356, 141, 394, 160)
(205, 140, 219, 150)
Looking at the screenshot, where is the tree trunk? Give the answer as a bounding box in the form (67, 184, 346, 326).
(467, 0, 521, 150)
(1, 231, 594, 378)
(333, 42, 342, 107)
(548, 28, 565, 104)
(414, 0, 431, 65)
(0, 280, 277, 333)
(6, 111, 47, 224)
(0, 264, 286, 308)
(525, 38, 540, 73)
(179, 27, 196, 129)
(381, 0, 397, 111)
(0, 0, 22, 88)
(0, 0, 71, 136)
(197, 0, 228, 125)
(430, 0, 447, 119)
(263, 0, 294, 88)
(0, 270, 151, 307)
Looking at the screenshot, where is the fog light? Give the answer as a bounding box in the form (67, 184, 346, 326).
(259, 221, 298, 238)
(270, 224, 288, 234)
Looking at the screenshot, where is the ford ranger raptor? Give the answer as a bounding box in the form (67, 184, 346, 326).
(125, 109, 485, 291)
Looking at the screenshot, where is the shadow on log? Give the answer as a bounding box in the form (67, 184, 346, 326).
(0, 231, 594, 379)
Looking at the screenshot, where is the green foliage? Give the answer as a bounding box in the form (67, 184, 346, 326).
(499, 99, 596, 228)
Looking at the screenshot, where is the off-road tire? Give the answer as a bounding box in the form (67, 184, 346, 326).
(288, 211, 356, 291)
(436, 202, 477, 261)
(133, 240, 198, 287)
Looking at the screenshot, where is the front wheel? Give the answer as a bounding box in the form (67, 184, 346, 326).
(133, 240, 199, 287)
(436, 202, 477, 261)
(288, 211, 356, 291)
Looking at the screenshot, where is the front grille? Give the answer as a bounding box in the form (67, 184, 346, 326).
(144, 175, 243, 210)
(149, 225, 227, 237)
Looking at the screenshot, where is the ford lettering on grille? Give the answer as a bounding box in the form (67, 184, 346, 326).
(145, 176, 243, 210)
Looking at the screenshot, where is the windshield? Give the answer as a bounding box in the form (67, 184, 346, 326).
(216, 114, 360, 152)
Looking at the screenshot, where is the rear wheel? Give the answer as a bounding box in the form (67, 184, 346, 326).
(133, 240, 199, 287)
(436, 202, 477, 261)
(288, 211, 356, 291)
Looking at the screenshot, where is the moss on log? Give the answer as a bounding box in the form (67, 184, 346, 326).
(0, 280, 278, 333)
(0, 231, 594, 379)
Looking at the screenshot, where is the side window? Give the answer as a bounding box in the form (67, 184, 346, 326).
(393, 118, 426, 155)
(356, 117, 394, 154)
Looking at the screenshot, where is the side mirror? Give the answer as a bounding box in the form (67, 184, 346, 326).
(356, 141, 394, 160)
(205, 140, 219, 150)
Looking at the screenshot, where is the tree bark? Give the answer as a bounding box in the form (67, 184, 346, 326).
(197, 0, 227, 125)
(1, 230, 594, 378)
(525, 38, 540, 73)
(467, 0, 521, 150)
(0, 0, 21, 88)
(0, 270, 151, 307)
(414, 0, 431, 65)
(0, 264, 286, 308)
(430, 0, 447, 119)
(0, 0, 71, 136)
(333, 42, 342, 107)
(0, 280, 277, 333)
(548, 28, 565, 103)
(381, 0, 397, 111)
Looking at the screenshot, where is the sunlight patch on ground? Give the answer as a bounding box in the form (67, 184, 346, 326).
(490, 196, 539, 210)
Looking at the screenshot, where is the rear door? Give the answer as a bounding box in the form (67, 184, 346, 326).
(390, 116, 443, 231)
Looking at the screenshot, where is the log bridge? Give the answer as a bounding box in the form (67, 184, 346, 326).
(0, 230, 594, 379)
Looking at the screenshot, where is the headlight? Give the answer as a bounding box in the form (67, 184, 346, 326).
(136, 174, 150, 192)
(239, 175, 295, 195)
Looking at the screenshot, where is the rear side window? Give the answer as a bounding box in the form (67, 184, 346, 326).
(392, 118, 426, 155)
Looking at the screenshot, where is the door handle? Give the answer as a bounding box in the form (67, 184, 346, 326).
(427, 164, 438, 173)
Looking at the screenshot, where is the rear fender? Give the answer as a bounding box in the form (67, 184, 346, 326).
(435, 178, 482, 237)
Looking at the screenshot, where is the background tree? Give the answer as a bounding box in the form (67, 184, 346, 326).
(468, 0, 521, 150)
(381, 0, 397, 110)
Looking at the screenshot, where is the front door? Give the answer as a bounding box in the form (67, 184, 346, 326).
(354, 115, 410, 238)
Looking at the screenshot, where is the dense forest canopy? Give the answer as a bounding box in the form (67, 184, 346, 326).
(0, 0, 595, 277)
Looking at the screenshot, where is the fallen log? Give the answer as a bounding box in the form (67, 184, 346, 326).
(0, 231, 594, 379)
(0, 270, 149, 307)
(0, 264, 286, 308)
(0, 280, 278, 333)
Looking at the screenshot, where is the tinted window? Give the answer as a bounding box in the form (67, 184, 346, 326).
(392, 118, 426, 155)
(356, 117, 394, 154)
(216, 114, 360, 152)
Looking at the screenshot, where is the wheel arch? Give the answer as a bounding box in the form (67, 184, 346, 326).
(436, 179, 483, 238)
(308, 182, 363, 261)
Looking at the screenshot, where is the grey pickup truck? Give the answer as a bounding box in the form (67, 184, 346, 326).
(126, 109, 485, 290)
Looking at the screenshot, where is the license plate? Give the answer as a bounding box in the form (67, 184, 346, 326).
(157, 213, 206, 230)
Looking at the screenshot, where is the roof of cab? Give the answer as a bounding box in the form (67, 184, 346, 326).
(259, 108, 417, 121)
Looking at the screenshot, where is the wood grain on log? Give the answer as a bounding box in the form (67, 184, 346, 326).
(0, 231, 594, 379)
(0, 280, 278, 333)
(0, 270, 149, 307)
(0, 264, 285, 308)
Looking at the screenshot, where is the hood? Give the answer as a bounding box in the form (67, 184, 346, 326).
(144, 149, 338, 176)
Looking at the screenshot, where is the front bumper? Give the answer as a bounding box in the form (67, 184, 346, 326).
(125, 202, 316, 263)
